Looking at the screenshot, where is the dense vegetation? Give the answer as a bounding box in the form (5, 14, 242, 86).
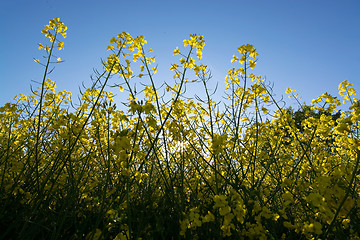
(1, 18, 359, 239)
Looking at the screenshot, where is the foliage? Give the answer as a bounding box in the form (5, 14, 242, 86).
(1, 18, 360, 239)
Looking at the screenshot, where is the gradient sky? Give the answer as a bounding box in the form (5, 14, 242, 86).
(1, 0, 359, 110)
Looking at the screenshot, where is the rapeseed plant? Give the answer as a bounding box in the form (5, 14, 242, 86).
(0, 18, 359, 239)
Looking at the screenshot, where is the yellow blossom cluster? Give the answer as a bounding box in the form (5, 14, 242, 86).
(34, 18, 66, 65)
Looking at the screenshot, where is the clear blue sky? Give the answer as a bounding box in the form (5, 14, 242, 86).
(1, 0, 359, 110)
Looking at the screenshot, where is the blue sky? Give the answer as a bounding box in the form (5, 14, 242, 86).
(1, 0, 359, 110)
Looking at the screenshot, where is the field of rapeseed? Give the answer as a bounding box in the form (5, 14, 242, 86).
(1, 18, 359, 239)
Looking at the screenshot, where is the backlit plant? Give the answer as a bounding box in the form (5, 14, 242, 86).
(0, 18, 359, 240)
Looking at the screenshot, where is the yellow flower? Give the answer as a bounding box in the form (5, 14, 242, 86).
(239, 55, 246, 64)
(110, 36, 116, 44)
(231, 55, 238, 63)
(106, 45, 115, 51)
(170, 64, 178, 71)
(58, 41, 64, 50)
(196, 49, 202, 60)
(219, 206, 231, 216)
(57, 57, 61, 61)
(173, 47, 180, 55)
(262, 107, 268, 114)
(203, 211, 215, 222)
(304, 222, 322, 235)
(249, 60, 256, 69)
(249, 49, 259, 59)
